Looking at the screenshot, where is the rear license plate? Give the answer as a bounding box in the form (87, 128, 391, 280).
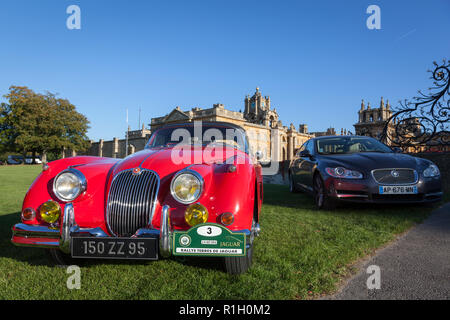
(379, 185, 418, 194)
(71, 237, 158, 260)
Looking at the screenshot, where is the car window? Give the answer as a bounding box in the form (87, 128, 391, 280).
(146, 124, 249, 154)
(306, 140, 315, 155)
(296, 143, 306, 157)
(316, 137, 392, 154)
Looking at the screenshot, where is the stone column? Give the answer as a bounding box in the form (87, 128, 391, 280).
(287, 135, 294, 161)
(271, 128, 280, 163)
(113, 138, 119, 158)
(98, 139, 104, 157)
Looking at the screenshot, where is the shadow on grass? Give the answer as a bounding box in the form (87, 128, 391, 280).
(0, 212, 53, 266)
(0, 212, 225, 271)
(71, 254, 225, 272)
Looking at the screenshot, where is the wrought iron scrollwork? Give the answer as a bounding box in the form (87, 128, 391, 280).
(380, 59, 449, 152)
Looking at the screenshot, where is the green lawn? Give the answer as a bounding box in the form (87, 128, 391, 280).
(0, 165, 445, 299)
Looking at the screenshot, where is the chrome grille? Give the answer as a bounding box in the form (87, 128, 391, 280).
(371, 168, 418, 185)
(106, 169, 159, 237)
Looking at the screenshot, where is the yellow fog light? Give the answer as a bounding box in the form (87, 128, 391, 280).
(39, 201, 61, 224)
(185, 203, 209, 227)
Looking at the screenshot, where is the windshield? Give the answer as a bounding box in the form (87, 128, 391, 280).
(316, 136, 393, 155)
(145, 124, 249, 153)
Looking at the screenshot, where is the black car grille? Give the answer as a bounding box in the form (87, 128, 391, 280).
(371, 168, 417, 185)
(106, 169, 159, 237)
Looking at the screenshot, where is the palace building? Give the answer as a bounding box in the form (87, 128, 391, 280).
(149, 87, 313, 162)
(75, 88, 349, 162)
(353, 97, 395, 143)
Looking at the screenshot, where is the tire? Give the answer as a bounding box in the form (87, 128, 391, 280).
(313, 174, 336, 210)
(224, 219, 255, 275)
(289, 172, 300, 193)
(46, 249, 83, 267)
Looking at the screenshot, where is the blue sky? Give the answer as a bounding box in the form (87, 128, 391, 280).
(0, 0, 449, 141)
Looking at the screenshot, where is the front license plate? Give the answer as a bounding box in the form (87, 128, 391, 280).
(173, 223, 246, 257)
(71, 237, 158, 260)
(379, 185, 418, 194)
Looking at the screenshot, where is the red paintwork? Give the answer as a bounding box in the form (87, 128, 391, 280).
(20, 145, 263, 235)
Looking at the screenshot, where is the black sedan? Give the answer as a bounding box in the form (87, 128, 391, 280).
(288, 136, 442, 209)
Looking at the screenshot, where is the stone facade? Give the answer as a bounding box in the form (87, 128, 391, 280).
(68, 124, 151, 159)
(353, 97, 426, 152)
(353, 97, 395, 143)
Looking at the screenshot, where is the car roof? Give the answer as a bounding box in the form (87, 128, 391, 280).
(313, 135, 372, 140)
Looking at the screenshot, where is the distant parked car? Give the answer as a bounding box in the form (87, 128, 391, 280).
(7, 155, 24, 165)
(25, 156, 42, 164)
(289, 135, 442, 209)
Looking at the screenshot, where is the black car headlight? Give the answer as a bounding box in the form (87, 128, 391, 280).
(53, 169, 87, 202)
(423, 164, 440, 178)
(326, 167, 363, 179)
(170, 170, 204, 204)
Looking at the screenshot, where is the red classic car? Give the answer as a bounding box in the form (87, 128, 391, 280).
(11, 122, 263, 274)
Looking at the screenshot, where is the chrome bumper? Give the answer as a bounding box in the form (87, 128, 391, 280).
(12, 204, 260, 257)
(11, 223, 61, 248)
(12, 204, 174, 257)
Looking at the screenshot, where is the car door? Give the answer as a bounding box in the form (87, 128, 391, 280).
(302, 140, 317, 190)
(297, 140, 316, 191)
(290, 143, 305, 187)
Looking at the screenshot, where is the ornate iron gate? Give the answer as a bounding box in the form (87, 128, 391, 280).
(379, 60, 449, 152)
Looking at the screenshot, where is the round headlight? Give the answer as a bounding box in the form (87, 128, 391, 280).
(185, 203, 209, 227)
(170, 171, 203, 204)
(53, 169, 86, 202)
(39, 201, 61, 224)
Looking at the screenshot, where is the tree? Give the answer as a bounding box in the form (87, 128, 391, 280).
(0, 86, 90, 162)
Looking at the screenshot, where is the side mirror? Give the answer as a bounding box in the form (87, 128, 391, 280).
(299, 150, 311, 158)
(392, 147, 403, 153)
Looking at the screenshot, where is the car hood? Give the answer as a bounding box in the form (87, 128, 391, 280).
(319, 152, 425, 171)
(112, 146, 245, 178)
